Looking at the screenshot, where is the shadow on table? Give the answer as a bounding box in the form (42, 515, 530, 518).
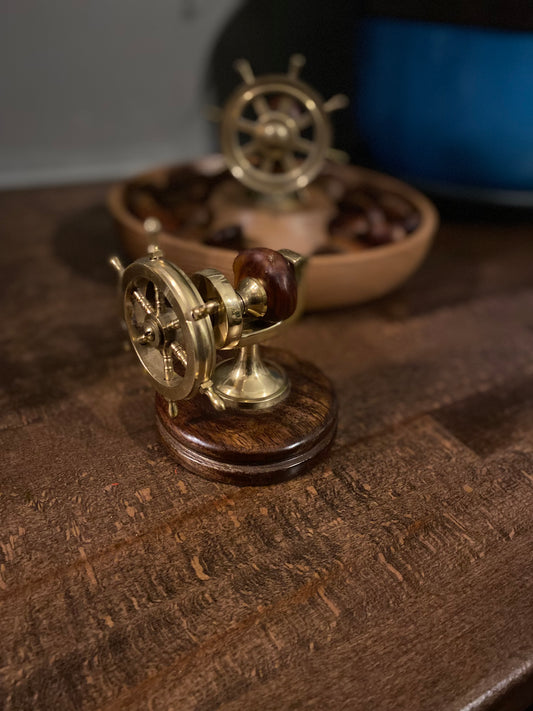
(116, 383, 161, 451)
(53, 203, 123, 285)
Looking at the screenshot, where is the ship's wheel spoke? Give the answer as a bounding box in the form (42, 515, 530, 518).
(252, 94, 270, 117)
(287, 53, 306, 80)
(293, 137, 314, 156)
(170, 342, 188, 367)
(162, 347, 175, 381)
(237, 117, 257, 136)
(153, 283, 164, 316)
(132, 287, 154, 316)
(260, 155, 276, 173)
(165, 316, 182, 331)
(278, 95, 297, 117)
(324, 93, 350, 114)
(295, 112, 313, 131)
(242, 139, 261, 158)
(234, 58, 255, 85)
(131, 320, 145, 342)
(281, 153, 297, 172)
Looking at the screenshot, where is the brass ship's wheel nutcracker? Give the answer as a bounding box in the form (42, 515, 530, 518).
(111, 245, 337, 485)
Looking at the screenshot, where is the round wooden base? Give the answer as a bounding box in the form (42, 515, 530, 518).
(155, 349, 337, 486)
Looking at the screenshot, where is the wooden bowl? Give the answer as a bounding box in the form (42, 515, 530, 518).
(108, 155, 438, 311)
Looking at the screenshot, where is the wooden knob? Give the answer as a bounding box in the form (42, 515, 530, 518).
(233, 248, 298, 323)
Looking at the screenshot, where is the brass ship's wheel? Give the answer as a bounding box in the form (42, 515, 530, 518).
(219, 55, 348, 195)
(122, 250, 216, 406)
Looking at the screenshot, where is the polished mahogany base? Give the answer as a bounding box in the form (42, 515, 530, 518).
(155, 349, 337, 486)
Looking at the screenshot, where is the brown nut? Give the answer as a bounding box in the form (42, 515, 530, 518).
(166, 166, 212, 203)
(205, 224, 245, 250)
(359, 221, 407, 247)
(329, 212, 369, 238)
(173, 204, 211, 229)
(233, 248, 297, 323)
(126, 186, 179, 232)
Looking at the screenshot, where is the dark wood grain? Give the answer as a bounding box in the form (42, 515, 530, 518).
(0, 184, 533, 711)
(155, 348, 337, 485)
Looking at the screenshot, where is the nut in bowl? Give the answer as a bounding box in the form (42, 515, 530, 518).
(109, 155, 438, 311)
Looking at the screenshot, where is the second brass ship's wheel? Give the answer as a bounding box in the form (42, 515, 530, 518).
(219, 55, 348, 195)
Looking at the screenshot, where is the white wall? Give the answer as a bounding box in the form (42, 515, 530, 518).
(0, 0, 242, 187)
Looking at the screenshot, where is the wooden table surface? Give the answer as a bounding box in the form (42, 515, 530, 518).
(1, 184, 532, 711)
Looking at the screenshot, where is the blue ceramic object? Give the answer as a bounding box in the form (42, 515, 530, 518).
(355, 18, 533, 191)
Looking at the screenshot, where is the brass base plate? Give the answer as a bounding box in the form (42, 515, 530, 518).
(155, 349, 337, 486)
